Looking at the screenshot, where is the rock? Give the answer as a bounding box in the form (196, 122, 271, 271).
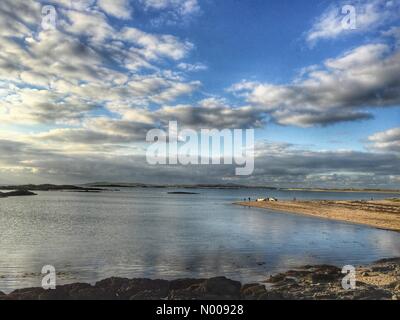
(272, 277, 298, 287)
(70, 288, 106, 300)
(266, 273, 286, 283)
(1, 258, 399, 300)
(351, 288, 393, 300)
(241, 283, 260, 291)
(38, 289, 69, 300)
(308, 273, 339, 283)
(95, 277, 130, 299)
(202, 277, 241, 297)
(7, 287, 45, 300)
(122, 279, 169, 300)
(96, 278, 170, 300)
(168, 277, 241, 300)
(169, 279, 204, 291)
(129, 290, 167, 300)
(258, 291, 286, 300)
(66, 283, 110, 300)
(241, 284, 267, 299)
(312, 293, 338, 300)
(371, 265, 395, 272)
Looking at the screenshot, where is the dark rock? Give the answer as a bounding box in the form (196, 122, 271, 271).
(241, 284, 267, 299)
(69, 287, 108, 300)
(169, 278, 204, 291)
(258, 291, 286, 300)
(38, 289, 69, 300)
(202, 277, 241, 297)
(351, 288, 392, 300)
(7, 287, 46, 300)
(371, 265, 396, 272)
(168, 277, 241, 300)
(266, 273, 286, 283)
(95, 278, 170, 300)
(272, 277, 298, 286)
(2, 258, 399, 300)
(129, 290, 167, 300)
(307, 272, 339, 283)
(65, 283, 108, 300)
(95, 277, 129, 299)
(120, 279, 169, 300)
(312, 293, 338, 300)
(241, 283, 260, 291)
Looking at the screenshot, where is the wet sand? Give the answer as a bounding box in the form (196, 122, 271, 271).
(236, 199, 400, 232)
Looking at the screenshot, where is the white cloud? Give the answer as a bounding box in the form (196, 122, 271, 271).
(177, 62, 207, 72)
(142, 0, 200, 15)
(382, 26, 400, 46)
(1, 136, 399, 188)
(141, 0, 201, 25)
(0, 0, 198, 126)
(120, 27, 194, 60)
(97, 0, 133, 19)
(230, 43, 400, 127)
(307, 0, 400, 43)
(368, 127, 400, 153)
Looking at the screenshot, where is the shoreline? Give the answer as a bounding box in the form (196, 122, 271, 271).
(236, 199, 400, 232)
(1, 258, 399, 300)
(281, 188, 400, 194)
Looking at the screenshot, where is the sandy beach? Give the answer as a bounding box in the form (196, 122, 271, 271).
(236, 199, 400, 232)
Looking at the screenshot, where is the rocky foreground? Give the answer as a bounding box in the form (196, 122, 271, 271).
(0, 258, 399, 300)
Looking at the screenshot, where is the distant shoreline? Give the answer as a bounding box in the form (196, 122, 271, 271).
(2, 183, 399, 194)
(282, 188, 400, 194)
(236, 199, 400, 232)
(0, 190, 36, 198)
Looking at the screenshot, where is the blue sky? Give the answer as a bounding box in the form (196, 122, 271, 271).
(128, 0, 400, 151)
(0, 0, 399, 187)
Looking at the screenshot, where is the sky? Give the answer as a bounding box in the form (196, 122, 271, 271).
(0, 0, 399, 188)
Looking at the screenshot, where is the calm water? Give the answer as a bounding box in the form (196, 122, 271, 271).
(1, 188, 400, 293)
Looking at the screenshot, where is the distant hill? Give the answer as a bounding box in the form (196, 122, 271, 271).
(1, 184, 102, 192)
(84, 182, 278, 190)
(0, 190, 36, 198)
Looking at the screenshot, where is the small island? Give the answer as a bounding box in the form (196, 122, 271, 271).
(0, 184, 103, 192)
(0, 190, 37, 198)
(168, 192, 199, 195)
